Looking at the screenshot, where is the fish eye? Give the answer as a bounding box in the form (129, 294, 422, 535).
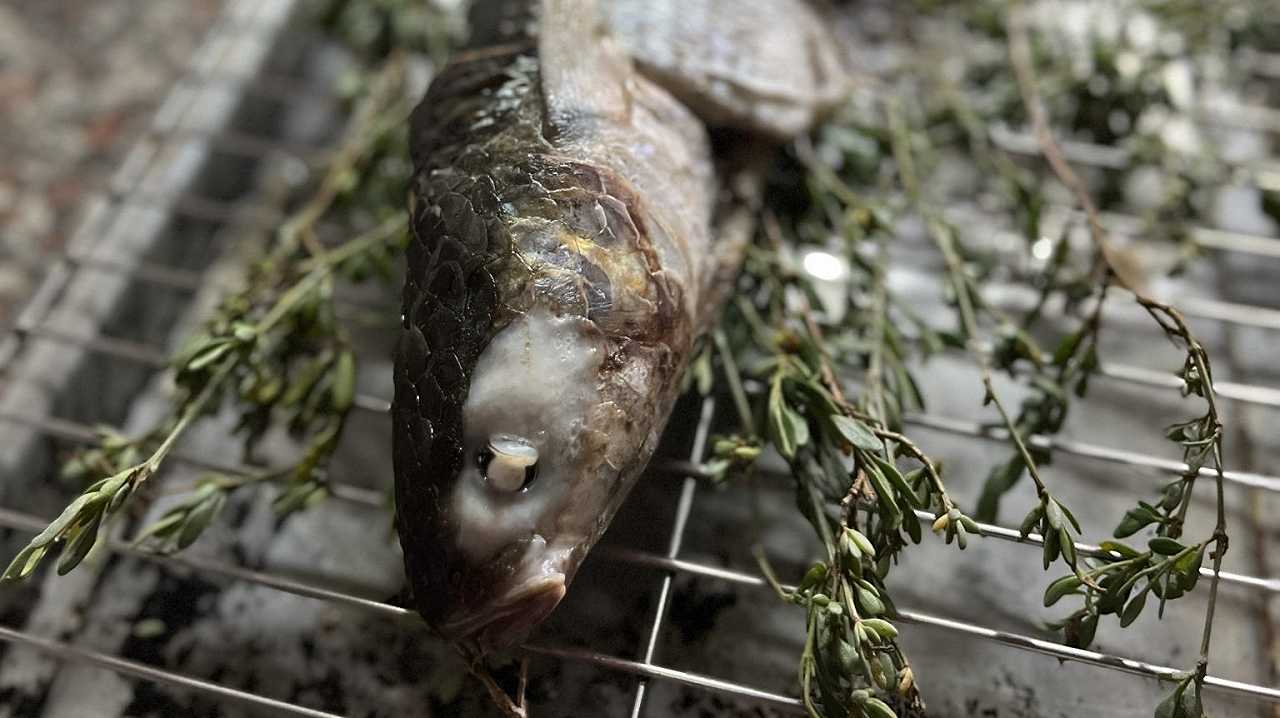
(477, 435, 539, 492)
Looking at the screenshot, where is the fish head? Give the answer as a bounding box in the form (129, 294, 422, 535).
(395, 304, 630, 651)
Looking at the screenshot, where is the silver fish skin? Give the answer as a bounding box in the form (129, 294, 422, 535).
(393, 0, 843, 651)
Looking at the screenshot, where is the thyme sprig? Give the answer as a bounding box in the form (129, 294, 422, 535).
(2, 59, 413, 580)
(1008, 7, 1228, 713)
(708, 131, 981, 716)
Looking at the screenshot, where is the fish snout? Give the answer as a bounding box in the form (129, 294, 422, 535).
(443, 575, 568, 650)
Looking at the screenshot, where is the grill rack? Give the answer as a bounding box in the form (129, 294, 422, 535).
(0, 1, 1278, 715)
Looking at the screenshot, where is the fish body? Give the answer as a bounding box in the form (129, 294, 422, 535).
(393, 0, 843, 651)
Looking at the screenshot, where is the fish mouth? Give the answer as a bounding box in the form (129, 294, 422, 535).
(441, 575, 568, 650)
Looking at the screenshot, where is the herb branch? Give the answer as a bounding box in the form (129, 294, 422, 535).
(3, 58, 413, 581)
(1008, 6, 1228, 713)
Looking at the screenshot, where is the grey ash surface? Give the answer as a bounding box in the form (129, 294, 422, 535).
(0, 0, 223, 322)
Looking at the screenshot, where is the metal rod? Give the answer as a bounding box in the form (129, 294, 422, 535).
(2, 506, 1276, 707)
(529, 643, 805, 713)
(992, 125, 1280, 192)
(13, 313, 1280, 416)
(607, 552, 1280, 704)
(0, 406, 1274, 595)
(630, 397, 716, 718)
(900, 509, 1280, 593)
(903, 412, 1280, 492)
(6, 368, 1280, 496)
(0, 625, 345, 718)
(0, 410, 386, 508)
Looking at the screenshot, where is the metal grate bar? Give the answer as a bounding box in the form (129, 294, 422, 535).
(1098, 362, 1280, 409)
(904, 412, 1280, 491)
(11, 313, 1280, 489)
(167, 69, 340, 108)
(5, 368, 1280, 498)
(630, 397, 716, 718)
(993, 126, 1280, 192)
(607, 551, 1280, 704)
(0, 506, 1273, 707)
(1, 402, 1275, 600)
(948, 202, 1280, 260)
(117, 127, 319, 168)
(897, 509, 1280, 593)
(0, 409, 385, 508)
(0, 626, 344, 718)
(529, 643, 805, 713)
(12, 312, 1280, 420)
(1178, 296, 1280, 332)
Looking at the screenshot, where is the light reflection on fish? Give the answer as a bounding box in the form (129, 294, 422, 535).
(392, 0, 844, 651)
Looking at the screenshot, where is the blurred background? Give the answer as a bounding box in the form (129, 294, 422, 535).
(0, 0, 224, 323)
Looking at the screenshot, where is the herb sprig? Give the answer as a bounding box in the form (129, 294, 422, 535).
(3, 57, 414, 580)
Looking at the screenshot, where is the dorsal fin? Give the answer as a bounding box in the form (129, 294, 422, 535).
(536, 0, 633, 144)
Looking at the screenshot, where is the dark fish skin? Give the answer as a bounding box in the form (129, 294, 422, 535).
(393, 0, 844, 651)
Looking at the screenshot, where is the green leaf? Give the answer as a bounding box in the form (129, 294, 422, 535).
(1057, 501, 1083, 534)
(861, 618, 898, 640)
(2, 544, 50, 582)
(829, 415, 881, 451)
(767, 377, 808, 459)
(1149, 537, 1185, 556)
(865, 463, 902, 529)
(863, 697, 897, 718)
(177, 491, 228, 550)
(1042, 527, 1060, 570)
(1179, 679, 1203, 717)
(1115, 506, 1157, 538)
(28, 491, 107, 549)
(976, 455, 1024, 522)
(1044, 498, 1066, 530)
(1074, 613, 1098, 649)
(135, 509, 186, 545)
(1175, 547, 1205, 591)
(1155, 680, 1187, 718)
(331, 351, 356, 412)
(1019, 504, 1044, 538)
(1043, 575, 1082, 607)
(1059, 527, 1077, 566)
(870, 454, 922, 509)
(1121, 590, 1147, 627)
(847, 529, 876, 558)
(798, 562, 828, 593)
(856, 582, 885, 616)
(186, 341, 234, 372)
(1099, 540, 1141, 559)
(1052, 331, 1083, 366)
(56, 517, 102, 575)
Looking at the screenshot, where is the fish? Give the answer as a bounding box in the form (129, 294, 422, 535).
(392, 0, 845, 652)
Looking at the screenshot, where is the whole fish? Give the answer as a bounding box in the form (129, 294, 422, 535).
(393, 0, 844, 652)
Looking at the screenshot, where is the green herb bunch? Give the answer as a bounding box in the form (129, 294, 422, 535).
(3, 54, 415, 580)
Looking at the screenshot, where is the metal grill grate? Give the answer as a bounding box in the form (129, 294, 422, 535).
(1, 1, 1279, 716)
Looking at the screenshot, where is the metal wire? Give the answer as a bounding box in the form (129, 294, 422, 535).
(630, 396, 716, 718)
(0, 503, 1276, 710)
(2, 1, 1279, 715)
(0, 627, 346, 718)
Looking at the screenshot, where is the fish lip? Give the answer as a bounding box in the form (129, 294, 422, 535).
(439, 574, 568, 649)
